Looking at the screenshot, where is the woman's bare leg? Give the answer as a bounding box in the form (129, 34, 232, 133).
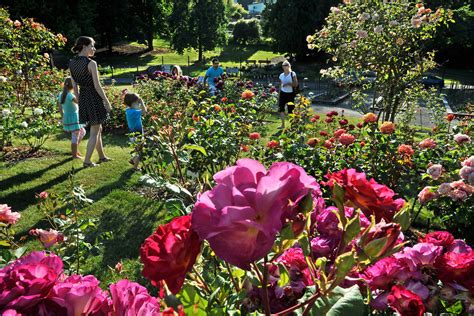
(84, 124, 100, 164)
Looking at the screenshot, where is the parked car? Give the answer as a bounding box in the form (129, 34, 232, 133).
(421, 74, 444, 89)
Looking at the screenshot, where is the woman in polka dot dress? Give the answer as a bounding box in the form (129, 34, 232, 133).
(69, 36, 112, 168)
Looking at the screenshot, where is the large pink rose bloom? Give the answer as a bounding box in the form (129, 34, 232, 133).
(0, 204, 21, 225)
(110, 279, 160, 315)
(0, 251, 63, 313)
(325, 169, 405, 222)
(47, 275, 110, 315)
(394, 243, 443, 270)
(192, 159, 320, 269)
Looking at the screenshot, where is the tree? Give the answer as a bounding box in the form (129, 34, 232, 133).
(263, 0, 338, 58)
(310, 0, 452, 122)
(169, 0, 228, 62)
(233, 19, 261, 45)
(127, 0, 172, 51)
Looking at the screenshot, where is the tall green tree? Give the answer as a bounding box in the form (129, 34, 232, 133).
(263, 0, 338, 58)
(169, 0, 228, 62)
(127, 0, 172, 51)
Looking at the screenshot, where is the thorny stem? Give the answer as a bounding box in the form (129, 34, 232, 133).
(225, 261, 240, 292)
(192, 266, 212, 294)
(261, 257, 271, 316)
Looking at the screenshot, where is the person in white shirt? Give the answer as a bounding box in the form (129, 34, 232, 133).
(278, 60, 298, 129)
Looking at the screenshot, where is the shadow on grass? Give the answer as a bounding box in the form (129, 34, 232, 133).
(2, 168, 75, 212)
(0, 156, 72, 191)
(91, 195, 165, 267)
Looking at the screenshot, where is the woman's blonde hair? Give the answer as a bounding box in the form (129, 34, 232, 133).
(282, 60, 291, 67)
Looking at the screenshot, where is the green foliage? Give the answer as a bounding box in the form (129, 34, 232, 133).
(169, 0, 228, 61)
(0, 7, 66, 150)
(263, 0, 338, 57)
(233, 19, 261, 45)
(310, 0, 452, 121)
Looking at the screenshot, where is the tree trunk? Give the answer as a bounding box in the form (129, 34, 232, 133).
(146, 32, 154, 51)
(198, 36, 203, 62)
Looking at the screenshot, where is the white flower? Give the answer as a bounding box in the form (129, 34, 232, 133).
(16, 70, 22, 75)
(330, 7, 340, 14)
(374, 25, 383, 34)
(0, 76, 7, 82)
(390, 20, 399, 26)
(372, 13, 380, 20)
(2, 109, 11, 117)
(306, 35, 315, 43)
(33, 108, 44, 115)
(21, 121, 28, 128)
(411, 17, 422, 28)
(350, 40, 358, 48)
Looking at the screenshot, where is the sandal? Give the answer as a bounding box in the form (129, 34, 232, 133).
(83, 162, 98, 168)
(98, 157, 113, 163)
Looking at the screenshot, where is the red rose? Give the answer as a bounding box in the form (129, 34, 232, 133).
(249, 132, 261, 140)
(240, 144, 249, 152)
(387, 285, 426, 316)
(398, 144, 414, 157)
(357, 122, 364, 129)
(435, 251, 474, 291)
(334, 128, 346, 138)
(446, 114, 455, 122)
(339, 119, 348, 126)
(324, 169, 405, 222)
(221, 97, 228, 103)
(323, 140, 333, 149)
(307, 138, 319, 147)
(325, 117, 334, 123)
(140, 215, 202, 294)
(267, 140, 279, 149)
(319, 131, 328, 137)
(419, 231, 454, 247)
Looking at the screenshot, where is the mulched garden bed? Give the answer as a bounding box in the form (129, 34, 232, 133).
(1, 146, 52, 163)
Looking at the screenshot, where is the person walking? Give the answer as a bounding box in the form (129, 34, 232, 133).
(278, 60, 298, 129)
(69, 36, 112, 168)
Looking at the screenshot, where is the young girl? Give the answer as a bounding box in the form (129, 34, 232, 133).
(124, 93, 147, 170)
(58, 77, 86, 158)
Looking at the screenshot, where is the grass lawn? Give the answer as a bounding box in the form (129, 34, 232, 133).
(96, 38, 282, 79)
(0, 132, 165, 286)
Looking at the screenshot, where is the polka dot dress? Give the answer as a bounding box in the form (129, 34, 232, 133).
(69, 56, 108, 125)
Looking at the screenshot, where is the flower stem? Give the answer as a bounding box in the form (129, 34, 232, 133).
(225, 261, 240, 292)
(262, 258, 271, 316)
(192, 266, 212, 294)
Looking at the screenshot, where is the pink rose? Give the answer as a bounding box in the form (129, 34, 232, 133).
(426, 164, 443, 180)
(419, 138, 436, 149)
(192, 159, 320, 270)
(394, 243, 443, 269)
(417, 186, 438, 204)
(30, 228, 62, 248)
(276, 248, 313, 286)
(310, 237, 336, 258)
(339, 133, 355, 146)
(437, 183, 452, 195)
(447, 239, 472, 254)
(448, 189, 468, 201)
(398, 144, 414, 157)
(110, 279, 160, 315)
(462, 156, 474, 167)
(0, 251, 63, 313)
(460, 166, 473, 183)
(454, 133, 471, 145)
(333, 128, 346, 138)
(0, 204, 21, 225)
(363, 257, 410, 291)
(38, 191, 49, 199)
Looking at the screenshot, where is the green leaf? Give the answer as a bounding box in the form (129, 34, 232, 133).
(0, 241, 11, 247)
(393, 206, 411, 231)
(177, 284, 208, 316)
(343, 212, 361, 246)
(298, 285, 366, 316)
(277, 263, 290, 288)
(182, 144, 208, 156)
